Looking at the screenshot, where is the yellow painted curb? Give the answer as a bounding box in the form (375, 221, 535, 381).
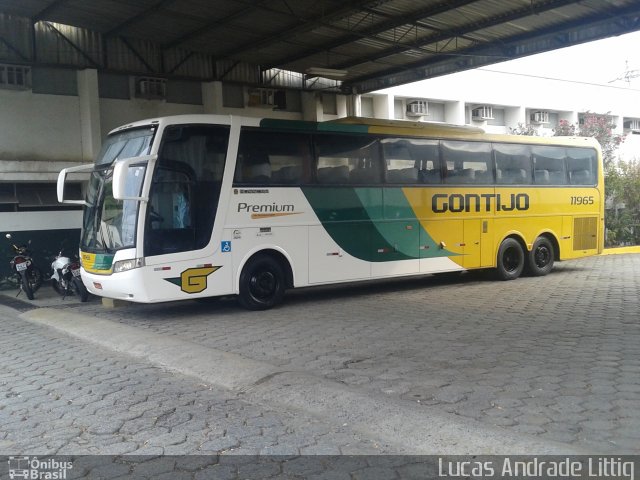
(601, 246, 640, 255)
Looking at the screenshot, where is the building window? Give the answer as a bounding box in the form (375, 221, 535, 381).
(0, 64, 31, 90)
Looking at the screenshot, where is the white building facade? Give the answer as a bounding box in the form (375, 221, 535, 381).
(362, 68, 640, 143)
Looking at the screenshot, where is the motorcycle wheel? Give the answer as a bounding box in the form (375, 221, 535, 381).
(51, 278, 63, 295)
(20, 271, 34, 300)
(73, 277, 89, 302)
(30, 266, 43, 292)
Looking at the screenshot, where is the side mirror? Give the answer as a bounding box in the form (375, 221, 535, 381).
(57, 163, 93, 205)
(112, 155, 156, 202)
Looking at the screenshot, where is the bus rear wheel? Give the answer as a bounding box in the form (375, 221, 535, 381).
(496, 238, 524, 281)
(527, 236, 554, 276)
(238, 254, 285, 310)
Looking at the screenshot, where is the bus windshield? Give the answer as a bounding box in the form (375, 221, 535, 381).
(81, 127, 155, 253)
(96, 127, 155, 166)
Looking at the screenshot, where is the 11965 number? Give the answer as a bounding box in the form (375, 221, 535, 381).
(570, 195, 594, 205)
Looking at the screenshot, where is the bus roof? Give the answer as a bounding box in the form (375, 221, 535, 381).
(260, 116, 601, 149)
(109, 114, 601, 151)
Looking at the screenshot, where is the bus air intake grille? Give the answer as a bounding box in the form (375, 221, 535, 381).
(573, 217, 598, 250)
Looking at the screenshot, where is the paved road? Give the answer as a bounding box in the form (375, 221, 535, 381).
(0, 253, 639, 477)
(43, 254, 640, 453)
(0, 304, 396, 459)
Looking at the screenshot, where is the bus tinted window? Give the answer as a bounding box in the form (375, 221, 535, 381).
(532, 146, 567, 185)
(442, 141, 492, 184)
(567, 147, 597, 185)
(234, 130, 312, 185)
(315, 134, 381, 184)
(494, 143, 532, 185)
(147, 124, 229, 256)
(382, 138, 440, 184)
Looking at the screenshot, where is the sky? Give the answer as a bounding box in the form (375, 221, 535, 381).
(389, 30, 640, 159)
(494, 29, 640, 159)
(483, 30, 640, 88)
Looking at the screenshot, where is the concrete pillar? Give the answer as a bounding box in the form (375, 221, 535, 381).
(202, 81, 222, 114)
(505, 106, 526, 130)
(373, 94, 394, 119)
(336, 95, 348, 118)
(77, 69, 101, 162)
(346, 94, 361, 118)
(613, 115, 624, 135)
(559, 111, 579, 125)
(444, 100, 465, 125)
(302, 91, 323, 121)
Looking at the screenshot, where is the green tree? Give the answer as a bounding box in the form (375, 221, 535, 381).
(555, 113, 622, 169)
(604, 158, 640, 245)
(509, 123, 538, 136)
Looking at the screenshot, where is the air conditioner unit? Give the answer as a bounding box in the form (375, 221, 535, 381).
(135, 77, 166, 99)
(406, 100, 428, 117)
(248, 88, 287, 109)
(471, 105, 494, 121)
(530, 111, 550, 124)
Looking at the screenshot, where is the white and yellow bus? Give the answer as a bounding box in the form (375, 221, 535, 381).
(58, 115, 603, 309)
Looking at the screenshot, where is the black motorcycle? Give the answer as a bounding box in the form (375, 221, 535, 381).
(6, 233, 43, 300)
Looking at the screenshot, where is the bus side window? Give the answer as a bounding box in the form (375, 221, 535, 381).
(381, 138, 419, 184)
(494, 144, 532, 185)
(315, 134, 381, 185)
(567, 147, 597, 185)
(442, 140, 492, 184)
(532, 146, 567, 185)
(235, 130, 312, 185)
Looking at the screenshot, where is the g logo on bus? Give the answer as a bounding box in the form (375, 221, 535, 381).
(165, 266, 221, 294)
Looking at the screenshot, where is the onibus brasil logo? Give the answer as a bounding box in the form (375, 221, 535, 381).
(7, 457, 73, 479)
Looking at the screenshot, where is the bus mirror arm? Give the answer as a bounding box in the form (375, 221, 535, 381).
(112, 155, 156, 202)
(57, 164, 93, 205)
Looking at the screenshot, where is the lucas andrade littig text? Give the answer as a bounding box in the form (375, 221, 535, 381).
(438, 457, 635, 479)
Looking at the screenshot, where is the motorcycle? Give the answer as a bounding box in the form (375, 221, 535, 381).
(6, 233, 43, 300)
(51, 249, 89, 302)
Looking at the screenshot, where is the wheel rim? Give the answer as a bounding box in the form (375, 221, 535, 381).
(249, 270, 278, 302)
(534, 244, 551, 268)
(503, 246, 521, 273)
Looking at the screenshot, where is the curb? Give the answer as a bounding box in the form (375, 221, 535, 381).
(20, 307, 587, 455)
(601, 246, 640, 256)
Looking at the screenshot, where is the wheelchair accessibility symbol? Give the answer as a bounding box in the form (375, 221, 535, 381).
(221, 241, 232, 253)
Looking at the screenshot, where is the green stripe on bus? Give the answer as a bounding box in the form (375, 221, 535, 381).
(301, 187, 455, 262)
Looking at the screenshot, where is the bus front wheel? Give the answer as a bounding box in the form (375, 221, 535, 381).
(238, 254, 285, 310)
(496, 238, 524, 281)
(527, 236, 554, 276)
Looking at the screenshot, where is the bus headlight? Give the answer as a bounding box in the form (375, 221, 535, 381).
(113, 258, 145, 273)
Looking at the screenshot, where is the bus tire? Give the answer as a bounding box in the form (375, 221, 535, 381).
(527, 236, 554, 276)
(496, 238, 524, 281)
(238, 254, 285, 310)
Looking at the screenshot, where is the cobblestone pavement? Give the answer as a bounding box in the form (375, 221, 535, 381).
(0, 304, 396, 460)
(58, 254, 640, 453)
